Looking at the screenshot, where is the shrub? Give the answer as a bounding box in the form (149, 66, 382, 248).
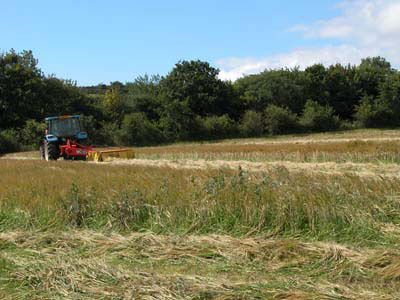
(0, 129, 20, 154)
(117, 112, 164, 146)
(264, 104, 298, 135)
(201, 114, 237, 139)
(354, 95, 396, 128)
(97, 122, 119, 146)
(239, 110, 264, 137)
(299, 100, 340, 132)
(80, 115, 103, 145)
(19, 119, 46, 149)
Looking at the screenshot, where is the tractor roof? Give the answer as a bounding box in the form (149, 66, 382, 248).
(45, 115, 81, 121)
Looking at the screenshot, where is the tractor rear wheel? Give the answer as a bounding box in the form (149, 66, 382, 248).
(44, 141, 59, 161)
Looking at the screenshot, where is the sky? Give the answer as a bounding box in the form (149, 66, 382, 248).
(1, 0, 399, 86)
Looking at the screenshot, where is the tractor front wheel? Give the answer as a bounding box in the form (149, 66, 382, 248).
(39, 144, 45, 160)
(44, 141, 59, 161)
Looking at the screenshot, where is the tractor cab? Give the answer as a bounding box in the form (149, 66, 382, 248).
(45, 115, 88, 141)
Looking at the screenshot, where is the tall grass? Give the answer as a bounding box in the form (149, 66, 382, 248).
(1, 160, 399, 244)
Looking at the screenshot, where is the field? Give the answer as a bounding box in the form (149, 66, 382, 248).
(1, 129, 400, 299)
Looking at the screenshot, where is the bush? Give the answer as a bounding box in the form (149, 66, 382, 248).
(96, 122, 119, 146)
(0, 129, 20, 154)
(264, 105, 298, 135)
(80, 115, 102, 145)
(239, 110, 264, 137)
(201, 114, 237, 139)
(354, 96, 396, 128)
(117, 112, 164, 146)
(19, 119, 46, 149)
(299, 100, 340, 132)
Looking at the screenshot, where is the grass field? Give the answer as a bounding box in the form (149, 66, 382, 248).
(1, 129, 400, 299)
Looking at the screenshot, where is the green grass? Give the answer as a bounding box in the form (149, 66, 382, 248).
(0, 160, 400, 246)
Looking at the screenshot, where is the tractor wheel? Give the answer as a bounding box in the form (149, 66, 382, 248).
(39, 144, 45, 160)
(44, 141, 59, 161)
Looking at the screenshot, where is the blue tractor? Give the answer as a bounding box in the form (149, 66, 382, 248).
(40, 115, 91, 161)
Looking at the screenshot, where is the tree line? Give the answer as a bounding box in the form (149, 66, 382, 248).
(1, 49, 399, 153)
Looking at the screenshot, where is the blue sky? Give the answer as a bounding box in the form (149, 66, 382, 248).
(2, 0, 399, 85)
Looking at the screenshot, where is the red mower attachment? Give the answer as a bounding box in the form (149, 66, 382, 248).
(60, 139, 93, 160)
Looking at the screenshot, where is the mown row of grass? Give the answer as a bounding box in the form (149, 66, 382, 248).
(133, 139, 400, 164)
(1, 231, 400, 299)
(1, 160, 400, 246)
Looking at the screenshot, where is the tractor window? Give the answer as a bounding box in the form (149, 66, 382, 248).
(48, 118, 82, 137)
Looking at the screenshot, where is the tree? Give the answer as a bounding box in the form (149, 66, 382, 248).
(377, 72, 400, 119)
(355, 56, 394, 98)
(41, 77, 95, 117)
(0, 50, 98, 130)
(0, 50, 43, 128)
(125, 74, 161, 121)
(104, 88, 126, 127)
(234, 68, 306, 114)
(324, 64, 358, 119)
(160, 60, 235, 117)
(158, 60, 236, 140)
(356, 72, 400, 128)
(304, 64, 327, 105)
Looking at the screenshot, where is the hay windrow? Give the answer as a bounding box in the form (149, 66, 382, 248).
(102, 158, 400, 178)
(1, 231, 400, 299)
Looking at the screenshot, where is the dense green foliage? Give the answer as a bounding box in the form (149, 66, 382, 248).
(1, 49, 400, 152)
(264, 105, 298, 135)
(299, 100, 340, 132)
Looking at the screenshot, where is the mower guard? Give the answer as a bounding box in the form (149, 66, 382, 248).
(87, 149, 135, 162)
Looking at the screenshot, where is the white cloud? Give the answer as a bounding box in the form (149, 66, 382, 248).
(217, 0, 400, 81)
(296, 0, 400, 47)
(218, 45, 373, 81)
